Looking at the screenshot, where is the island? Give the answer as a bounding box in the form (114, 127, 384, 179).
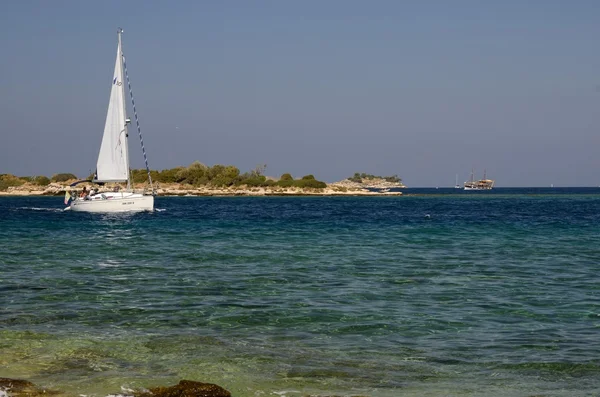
(0, 164, 405, 197)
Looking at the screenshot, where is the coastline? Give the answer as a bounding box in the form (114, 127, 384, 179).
(0, 182, 403, 197)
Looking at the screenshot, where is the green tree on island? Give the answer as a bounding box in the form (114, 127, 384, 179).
(348, 172, 402, 184)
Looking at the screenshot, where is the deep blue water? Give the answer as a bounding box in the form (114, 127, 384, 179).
(1, 190, 600, 397)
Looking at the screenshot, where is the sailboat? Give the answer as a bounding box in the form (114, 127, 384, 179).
(463, 169, 494, 190)
(67, 29, 154, 212)
(454, 174, 461, 189)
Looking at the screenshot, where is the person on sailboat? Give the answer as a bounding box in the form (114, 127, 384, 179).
(80, 186, 89, 199)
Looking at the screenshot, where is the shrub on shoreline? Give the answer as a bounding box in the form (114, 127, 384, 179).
(51, 173, 77, 182)
(0, 174, 26, 191)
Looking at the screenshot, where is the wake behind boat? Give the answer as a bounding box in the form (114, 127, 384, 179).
(67, 28, 154, 212)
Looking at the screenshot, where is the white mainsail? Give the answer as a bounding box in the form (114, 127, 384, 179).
(95, 34, 130, 183)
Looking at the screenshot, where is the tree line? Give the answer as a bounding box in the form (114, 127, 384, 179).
(348, 172, 402, 184)
(0, 162, 327, 191)
(131, 162, 327, 188)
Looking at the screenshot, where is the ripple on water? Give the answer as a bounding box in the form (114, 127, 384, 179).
(1, 194, 600, 396)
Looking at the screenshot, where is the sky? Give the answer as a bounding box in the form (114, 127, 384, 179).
(1, 0, 600, 187)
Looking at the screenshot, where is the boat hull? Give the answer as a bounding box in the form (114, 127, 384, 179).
(70, 192, 154, 213)
(463, 186, 492, 191)
(464, 180, 494, 190)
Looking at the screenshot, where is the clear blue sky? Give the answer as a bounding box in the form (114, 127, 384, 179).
(1, 0, 599, 186)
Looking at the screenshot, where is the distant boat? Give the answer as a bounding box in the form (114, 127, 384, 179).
(464, 169, 494, 190)
(454, 174, 461, 189)
(66, 29, 155, 212)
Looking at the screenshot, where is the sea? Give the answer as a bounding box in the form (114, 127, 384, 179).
(1, 188, 600, 397)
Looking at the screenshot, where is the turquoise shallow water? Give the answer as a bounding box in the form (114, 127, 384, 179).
(1, 190, 600, 396)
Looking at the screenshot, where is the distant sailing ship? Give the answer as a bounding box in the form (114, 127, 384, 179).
(464, 169, 494, 190)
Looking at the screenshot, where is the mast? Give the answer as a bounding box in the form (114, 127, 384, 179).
(117, 28, 132, 190)
(121, 28, 154, 193)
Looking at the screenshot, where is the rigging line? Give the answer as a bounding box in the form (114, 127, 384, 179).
(122, 53, 154, 193)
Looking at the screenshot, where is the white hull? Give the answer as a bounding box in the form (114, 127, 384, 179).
(69, 192, 154, 212)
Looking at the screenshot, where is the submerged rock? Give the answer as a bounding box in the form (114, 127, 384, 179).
(135, 380, 231, 397)
(0, 378, 59, 397)
(0, 378, 230, 397)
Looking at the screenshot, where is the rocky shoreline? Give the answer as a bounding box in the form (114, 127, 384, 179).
(0, 377, 375, 397)
(0, 378, 232, 397)
(0, 180, 404, 197)
(331, 178, 407, 190)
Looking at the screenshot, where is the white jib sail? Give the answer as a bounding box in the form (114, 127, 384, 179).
(96, 35, 130, 182)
